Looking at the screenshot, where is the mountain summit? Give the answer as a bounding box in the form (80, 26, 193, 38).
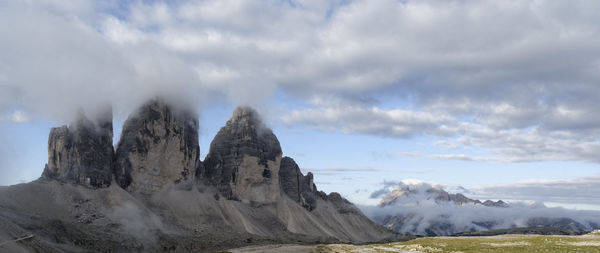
(41, 108, 114, 188)
(114, 99, 200, 194)
(201, 106, 282, 204)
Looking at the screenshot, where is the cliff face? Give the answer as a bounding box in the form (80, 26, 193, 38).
(114, 99, 200, 194)
(41, 110, 114, 188)
(201, 106, 282, 204)
(279, 157, 321, 211)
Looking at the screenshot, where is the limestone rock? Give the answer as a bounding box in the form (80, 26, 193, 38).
(41, 109, 114, 188)
(201, 106, 282, 204)
(279, 157, 322, 211)
(279, 157, 302, 203)
(114, 99, 200, 194)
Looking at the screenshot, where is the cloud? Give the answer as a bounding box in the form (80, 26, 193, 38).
(428, 154, 498, 162)
(302, 166, 376, 176)
(394, 151, 423, 158)
(283, 103, 600, 163)
(370, 176, 600, 209)
(362, 179, 600, 235)
(368, 179, 444, 200)
(9, 110, 30, 123)
(304, 167, 376, 172)
(469, 177, 600, 206)
(2, 0, 600, 165)
(281, 101, 454, 138)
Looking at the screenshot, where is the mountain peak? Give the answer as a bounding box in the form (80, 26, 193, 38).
(114, 98, 200, 193)
(231, 106, 259, 122)
(41, 109, 114, 188)
(202, 106, 282, 204)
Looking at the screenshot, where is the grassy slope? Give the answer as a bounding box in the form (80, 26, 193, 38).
(312, 231, 600, 253)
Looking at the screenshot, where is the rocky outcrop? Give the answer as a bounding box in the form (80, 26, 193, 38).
(279, 157, 325, 211)
(325, 192, 362, 214)
(433, 190, 477, 206)
(201, 106, 282, 204)
(114, 99, 200, 194)
(279, 157, 303, 203)
(378, 183, 509, 208)
(41, 109, 114, 188)
(481, 200, 509, 207)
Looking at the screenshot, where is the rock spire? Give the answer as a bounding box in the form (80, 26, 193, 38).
(114, 99, 200, 194)
(42, 109, 114, 187)
(201, 106, 282, 204)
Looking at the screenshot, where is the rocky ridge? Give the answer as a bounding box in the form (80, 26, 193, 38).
(378, 184, 508, 208)
(279, 156, 320, 210)
(0, 100, 395, 252)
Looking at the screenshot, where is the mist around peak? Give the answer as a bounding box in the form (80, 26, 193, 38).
(361, 180, 600, 236)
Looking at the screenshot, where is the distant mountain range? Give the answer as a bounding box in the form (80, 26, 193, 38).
(377, 183, 508, 208)
(364, 181, 600, 236)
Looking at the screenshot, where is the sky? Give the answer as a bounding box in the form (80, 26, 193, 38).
(1, 0, 600, 210)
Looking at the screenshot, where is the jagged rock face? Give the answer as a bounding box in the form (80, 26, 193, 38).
(201, 106, 282, 204)
(279, 157, 322, 211)
(279, 157, 302, 203)
(114, 99, 200, 194)
(481, 200, 509, 207)
(42, 110, 114, 188)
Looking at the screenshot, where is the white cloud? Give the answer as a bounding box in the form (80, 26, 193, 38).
(362, 179, 600, 235)
(302, 166, 376, 176)
(101, 17, 147, 45)
(395, 151, 423, 158)
(469, 177, 600, 206)
(9, 110, 30, 123)
(1, 0, 600, 165)
(281, 101, 454, 138)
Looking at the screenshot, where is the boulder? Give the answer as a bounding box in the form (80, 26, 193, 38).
(201, 106, 282, 204)
(41, 109, 114, 188)
(114, 99, 200, 194)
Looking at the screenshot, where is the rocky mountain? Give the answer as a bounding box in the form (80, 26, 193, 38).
(279, 156, 321, 211)
(377, 182, 507, 208)
(200, 107, 282, 204)
(0, 101, 396, 252)
(41, 109, 114, 188)
(365, 181, 599, 236)
(114, 99, 200, 194)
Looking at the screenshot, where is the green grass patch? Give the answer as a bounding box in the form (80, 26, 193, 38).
(312, 234, 600, 253)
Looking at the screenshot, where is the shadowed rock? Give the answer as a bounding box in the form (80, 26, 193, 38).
(41, 109, 114, 188)
(114, 99, 200, 194)
(201, 106, 282, 204)
(326, 192, 362, 214)
(279, 157, 303, 203)
(279, 157, 323, 211)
